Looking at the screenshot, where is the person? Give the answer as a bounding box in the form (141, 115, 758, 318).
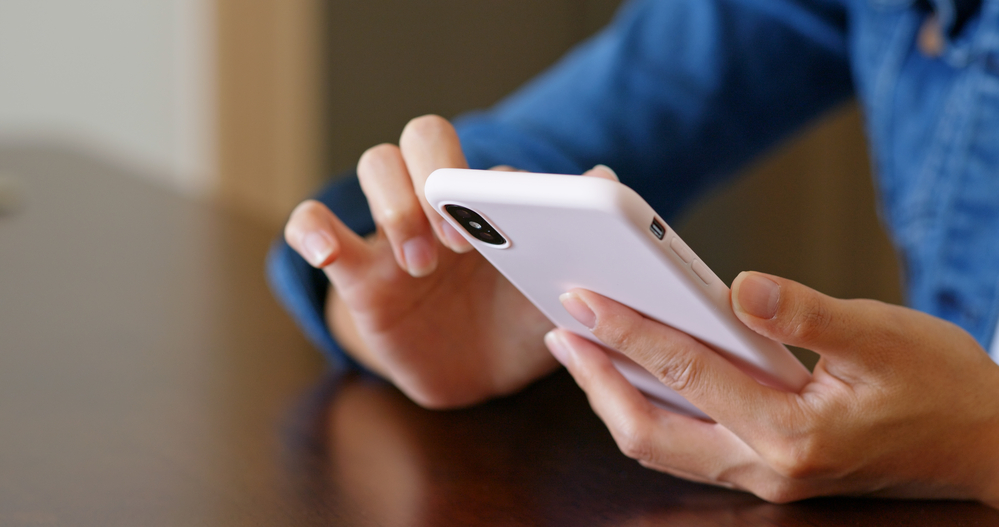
(268, 0, 999, 506)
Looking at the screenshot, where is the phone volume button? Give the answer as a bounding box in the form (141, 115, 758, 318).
(691, 259, 714, 285)
(669, 237, 695, 264)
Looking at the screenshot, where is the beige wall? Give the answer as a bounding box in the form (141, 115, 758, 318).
(216, 0, 324, 224)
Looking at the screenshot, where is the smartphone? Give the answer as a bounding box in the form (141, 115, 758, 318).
(425, 169, 810, 418)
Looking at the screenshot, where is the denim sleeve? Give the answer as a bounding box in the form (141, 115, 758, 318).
(457, 0, 853, 219)
(267, 0, 854, 369)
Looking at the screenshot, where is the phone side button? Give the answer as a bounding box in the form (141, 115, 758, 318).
(669, 237, 695, 263)
(691, 259, 715, 285)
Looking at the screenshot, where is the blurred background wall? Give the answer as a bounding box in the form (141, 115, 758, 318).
(0, 0, 216, 194)
(322, 0, 623, 174)
(0, 0, 901, 305)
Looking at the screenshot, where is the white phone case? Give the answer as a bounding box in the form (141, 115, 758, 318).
(425, 169, 810, 418)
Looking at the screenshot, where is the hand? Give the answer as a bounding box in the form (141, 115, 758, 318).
(284, 114, 618, 408)
(545, 271, 999, 506)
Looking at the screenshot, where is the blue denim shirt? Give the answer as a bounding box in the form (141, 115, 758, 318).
(267, 0, 999, 369)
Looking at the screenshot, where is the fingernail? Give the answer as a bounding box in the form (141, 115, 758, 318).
(302, 232, 334, 267)
(440, 221, 471, 252)
(594, 164, 619, 181)
(544, 330, 571, 367)
(736, 273, 780, 319)
(402, 237, 436, 277)
(560, 292, 596, 329)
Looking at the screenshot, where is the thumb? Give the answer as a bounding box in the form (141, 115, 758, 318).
(731, 271, 866, 356)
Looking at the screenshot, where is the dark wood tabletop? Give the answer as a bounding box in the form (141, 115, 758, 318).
(2, 146, 997, 526)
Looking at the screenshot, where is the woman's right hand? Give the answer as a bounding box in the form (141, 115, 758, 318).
(284, 114, 616, 408)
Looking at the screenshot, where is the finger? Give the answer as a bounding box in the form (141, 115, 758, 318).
(730, 271, 877, 357)
(544, 329, 761, 487)
(581, 164, 619, 182)
(357, 143, 438, 277)
(284, 199, 371, 282)
(398, 115, 473, 253)
(488, 164, 521, 172)
(559, 289, 793, 436)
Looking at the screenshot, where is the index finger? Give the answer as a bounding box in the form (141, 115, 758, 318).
(398, 115, 473, 253)
(560, 289, 800, 442)
(544, 329, 762, 489)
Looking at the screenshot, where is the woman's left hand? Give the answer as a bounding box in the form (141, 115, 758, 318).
(545, 271, 999, 506)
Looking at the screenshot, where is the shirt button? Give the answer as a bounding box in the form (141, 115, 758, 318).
(918, 14, 945, 58)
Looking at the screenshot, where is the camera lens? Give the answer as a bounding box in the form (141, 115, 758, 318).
(444, 204, 506, 246)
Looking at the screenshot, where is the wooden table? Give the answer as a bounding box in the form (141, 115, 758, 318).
(1, 146, 996, 526)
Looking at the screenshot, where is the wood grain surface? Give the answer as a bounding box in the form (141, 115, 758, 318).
(1, 146, 995, 526)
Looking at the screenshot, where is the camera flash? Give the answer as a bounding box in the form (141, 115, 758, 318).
(650, 218, 665, 240)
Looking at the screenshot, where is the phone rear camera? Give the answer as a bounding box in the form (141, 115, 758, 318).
(444, 205, 506, 246)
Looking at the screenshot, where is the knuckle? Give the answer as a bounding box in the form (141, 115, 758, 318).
(655, 351, 702, 394)
(613, 422, 656, 462)
(408, 390, 458, 411)
(599, 320, 635, 352)
(786, 297, 833, 343)
(402, 379, 478, 411)
(357, 143, 401, 176)
(595, 313, 705, 396)
(377, 203, 422, 233)
(594, 310, 642, 352)
(402, 114, 452, 143)
(755, 480, 807, 504)
(768, 453, 812, 481)
(766, 435, 834, 481)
